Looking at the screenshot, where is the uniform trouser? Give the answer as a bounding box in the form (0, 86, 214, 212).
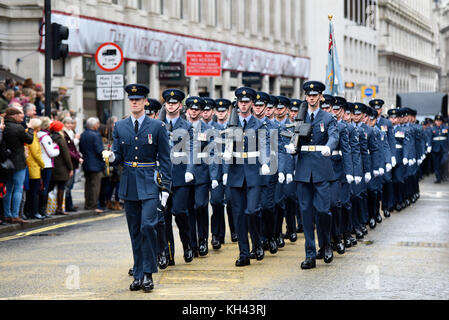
(329, 180, 342, 244)
(297, 181, 331, 259)
(225, 185, 236, 236)
(188, 183, 210, 248)
(210, 182, 225, 241)
(165, 186, 192, 260)
(382, 180, 394, 211)
(367, 189, 379, 220)
(340, 182, 353, 238)
(359, 191, 369, 225)
(432, 151, 444, 182)
(125, 199, 159, 280)
(284, 181, 297, 235)
(230, 183, 261, 259)
(351, 194, 362, 231)
(274, 180, 286, 238)
(260, 178, 276, 244)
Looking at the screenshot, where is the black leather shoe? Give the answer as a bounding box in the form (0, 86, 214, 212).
(383, 210, 391, 218)
(231, 233, 238, 242)
(262, 240, 269, 251)
(199, 240, 208, 256)
(395, 204, 402, 212)
(361, 226, 368, 235)
(344, 238, 352, 248)
(289, 232, 298, 243)
(142, 274, 154, 292)
(405, 199, 410, 207)
(32, 213, 45, 220)
(128, 268, 133, 276)
(249, 249, 256, 260)
(435, 180, 441, 184)
(158, 252, 169, 270)
(235, 257, 250, 267)
(255, 246, 264, 261)
(168, 257, 175, 266)
(336, 242, 345, 255)
(355, 229, 364, 240)
(296, 225, 304, 233)
(369, 218, 376, 229)
(129, 279, 142, 291)
(277, 236, 285, 248)
(184, 247, 194, 263)
(401, 201, 407, 209)
(301, 258, 316, 270)
(350, 237, 358, 246)
(376, 215, 383, 223)
(324, 246, 334, 264)
(192, 247, 199, 258)
(211, 236, 221, 250)
(269, 238, 278, 254)
(316, 249, 324, 260)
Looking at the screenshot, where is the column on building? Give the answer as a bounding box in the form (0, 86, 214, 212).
(149, 63, 160, 99)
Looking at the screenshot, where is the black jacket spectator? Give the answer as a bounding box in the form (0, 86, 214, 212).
(3, 110, 34, 171)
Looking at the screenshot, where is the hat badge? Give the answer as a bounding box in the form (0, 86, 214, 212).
(293, 102, 297, 106)
(194, 99, 198, 104)
(310, 84, 314, 89)
(170, 91, 174, 96)
(355, 106, 359, 109)
(242, 90, 247, 95)
(257, 95, 260, 99)
(131, 86, 137, 93)
(219, 101, 223, 106)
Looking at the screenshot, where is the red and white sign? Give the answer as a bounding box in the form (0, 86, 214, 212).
(95, 42, 124, 72)
(185, 51, 222, 77)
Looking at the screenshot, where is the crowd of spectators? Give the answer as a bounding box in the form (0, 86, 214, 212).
(0, 78, 123, 225)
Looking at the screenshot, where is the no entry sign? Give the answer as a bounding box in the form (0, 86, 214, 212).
(95, 42, 124, 72)
(185, 51, 222, 77)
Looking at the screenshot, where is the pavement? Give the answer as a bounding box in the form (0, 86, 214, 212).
(0, 172, 123, 237)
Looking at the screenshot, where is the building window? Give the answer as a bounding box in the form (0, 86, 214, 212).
(198, 0, 202, 23)
(112, 0, 118, 4)
(160, 0, 164, 14)
(137, 0, 142, 10)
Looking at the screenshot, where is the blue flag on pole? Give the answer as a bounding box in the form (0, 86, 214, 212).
(325, 17, 344, 96)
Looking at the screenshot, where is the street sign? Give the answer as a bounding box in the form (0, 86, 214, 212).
(96, 87, 124, 101)
(95, 42, 124, 72)
(96, 74, 124, 88)
(159, 62, 183, 81)
(185, 51, 222, 77)
(362, 86, 377, 99)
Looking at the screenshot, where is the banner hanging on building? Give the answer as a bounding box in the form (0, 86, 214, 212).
(40, 11, 310, 79)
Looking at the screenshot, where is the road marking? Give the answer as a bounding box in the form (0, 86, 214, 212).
(0, 214, 123, 242)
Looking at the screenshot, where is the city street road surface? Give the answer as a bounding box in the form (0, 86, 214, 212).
(0, 176, 448, 300)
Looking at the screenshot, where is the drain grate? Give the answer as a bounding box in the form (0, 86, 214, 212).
(398, 241, 449, 248)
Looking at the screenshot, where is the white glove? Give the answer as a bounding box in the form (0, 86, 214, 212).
(223, 174, 228, 186)
(427, 146, 432, 154)
(211, 180, 219, 189)
(286, 174, 293, 184)
(417, 159, 423, 165)
(403, 158, 409, 166)
(285, 143, 297, 155)
(391, 156, 397, 167)
(278, 173, 285, 184)
(409, 159, 414, 166)
(365, 172, 372, 183)
(102, 150, 115, 163)
(355, 176, 362, 185)
(185, 172, 194, 183)
(346, 175, 354, 184)
(379, 168, 385, 176)
(386, 163, 392, 172)
(261, 164, 270, 175)
(223, 151, 233, 162)
(373, 170, 380, 177)
(160, 191, 169, 208)
(321, 146, 331, 157)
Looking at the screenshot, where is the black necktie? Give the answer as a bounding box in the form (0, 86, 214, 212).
(169, 120, 173, 132)
(243, 119, 247, 130)
(310, 113, 315, 123)
(134, 120, 139, 134)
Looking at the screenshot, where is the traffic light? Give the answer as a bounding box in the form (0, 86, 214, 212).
(51, 23, 69, 60)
